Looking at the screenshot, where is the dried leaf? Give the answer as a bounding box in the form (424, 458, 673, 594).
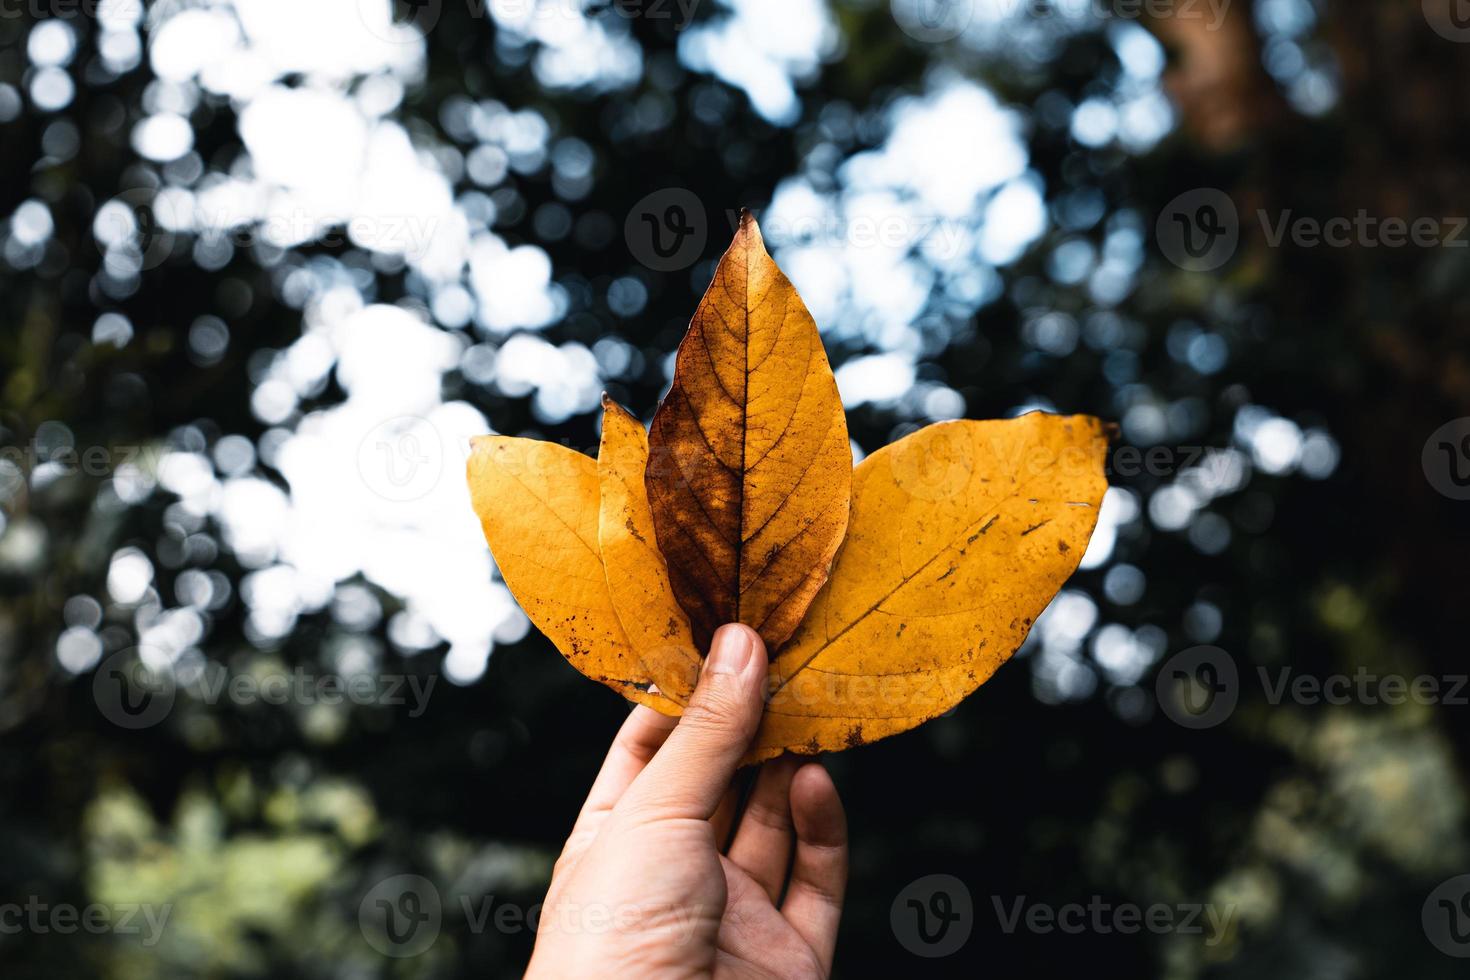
(646, 211, 852, 652)
(597, 397, 701, 705)
(467, 436, 680, 714)
(745, 414, 1109, 762)
(465, 215, 1110, 759)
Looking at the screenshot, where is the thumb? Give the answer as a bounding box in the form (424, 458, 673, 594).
(617, 624, 768, 821)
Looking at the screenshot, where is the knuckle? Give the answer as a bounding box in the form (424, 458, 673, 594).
(684, 682, 752, 733)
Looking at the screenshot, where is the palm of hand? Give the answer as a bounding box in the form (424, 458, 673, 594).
(526, 627, 847, 979)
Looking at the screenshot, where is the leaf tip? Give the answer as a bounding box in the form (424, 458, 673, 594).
(600, 393, 638, 427)
(735, 207, 765, 251)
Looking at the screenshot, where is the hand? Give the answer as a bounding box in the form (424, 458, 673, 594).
(526, 624, 848, 979)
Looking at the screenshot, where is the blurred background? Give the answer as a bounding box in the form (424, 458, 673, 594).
(2, 0, 1469, 976)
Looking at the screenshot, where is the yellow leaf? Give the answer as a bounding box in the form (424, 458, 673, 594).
(597, 396, 701, 706)
(746, 414, 1109, 762)
(466, 436, 680, 714)
(646, 211, 852, 652)
(464, 217, 1111, 761)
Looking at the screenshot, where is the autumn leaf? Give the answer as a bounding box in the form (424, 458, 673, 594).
(646, 210, 852, 652)
(597, 396, 701, 705)
(466, 211, 1110, 760)
(745, 415, 1109, 762)
(466, 436, 681, 714)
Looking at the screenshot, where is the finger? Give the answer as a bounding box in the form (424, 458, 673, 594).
(618, 624, 768, 821)
(710, 782, 740, 849)
(781, 762, 847, 973)
(727, 756, 799, 902)
(573, 703, 679, 828)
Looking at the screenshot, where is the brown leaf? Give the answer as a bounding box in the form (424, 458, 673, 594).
(465, 215, 1111, 760)
(467, 436, 680, 714)
(646, 211, 852, 652)
(745, 414, 1110, 762)
(597, 396, 701, 705)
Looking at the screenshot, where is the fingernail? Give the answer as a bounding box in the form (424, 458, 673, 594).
(707, 625, 754, 675)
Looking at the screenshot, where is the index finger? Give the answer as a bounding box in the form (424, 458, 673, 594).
(572, 703, 680, 830)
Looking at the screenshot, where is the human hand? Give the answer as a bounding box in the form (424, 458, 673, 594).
(525, 624, 848, 979)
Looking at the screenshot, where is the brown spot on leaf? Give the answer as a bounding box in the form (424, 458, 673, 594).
(624, 515, 646, 544)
